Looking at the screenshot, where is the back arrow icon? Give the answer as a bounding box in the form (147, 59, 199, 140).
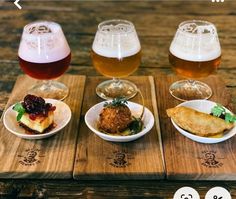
(14, 0, 22, 9)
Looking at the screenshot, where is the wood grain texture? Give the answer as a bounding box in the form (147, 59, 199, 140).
(0, 1, 236, 69)
(74, 76, 164, 180)
(155, 75, 236, 180)
(0, 75, 85, 179)
(0, 0, 236, 197)
(2, 179, 235, 199)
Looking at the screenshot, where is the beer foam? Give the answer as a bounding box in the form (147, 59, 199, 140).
(170, 44, 221, 62)
(170, 21, 221, 62)
(92, 23, 141, 58)
(18, 21, 70, 63)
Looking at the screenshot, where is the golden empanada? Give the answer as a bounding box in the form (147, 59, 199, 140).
(166, 106, 234, 137)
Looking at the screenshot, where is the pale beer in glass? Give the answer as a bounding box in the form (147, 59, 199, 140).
(91, 19, 141, 99)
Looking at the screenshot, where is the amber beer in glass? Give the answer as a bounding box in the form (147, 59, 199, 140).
(91, 19, 141, 99)
(169, 20, 221, 101)
(18, 21, 71, 100)
(169, 53, 221, 78)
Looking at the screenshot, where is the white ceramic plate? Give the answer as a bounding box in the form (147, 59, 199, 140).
(170, 100, 236, 144)
(85, 101, 154, 142)
(3, 99, 71, 139)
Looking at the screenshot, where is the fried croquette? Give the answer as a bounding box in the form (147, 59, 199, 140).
(98, 105, 132, 133)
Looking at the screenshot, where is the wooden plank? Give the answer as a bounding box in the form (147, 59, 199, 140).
(155, 74, 236, 180)
(1, 7, 236, 37)
(8, 179, 236, 198)
(2, 1, 236, 15)
(73, 76, 164, 180)
(0, 75, 86, 179)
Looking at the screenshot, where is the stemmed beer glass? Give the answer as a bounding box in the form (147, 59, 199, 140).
(18, 21, 71, 100)
(91, 19, 141, 100)
(169, 20, 221, 101)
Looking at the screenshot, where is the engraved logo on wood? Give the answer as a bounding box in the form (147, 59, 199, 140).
(199, 151, 224, 168)
(18, 149, 44, 166)
(107, 151, 134, 168)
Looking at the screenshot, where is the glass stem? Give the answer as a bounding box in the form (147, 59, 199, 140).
(42, 80, 52, 91)
(112, 78, 121, 88)
(187, 79, 203, 95)
(45, 80, 52, 86)
(188, 79, 195, 87)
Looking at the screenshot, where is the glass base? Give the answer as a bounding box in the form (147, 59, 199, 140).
(96, 79, 137, 100)
(28, 80, 69, 100)
(169, 80, 212, 101)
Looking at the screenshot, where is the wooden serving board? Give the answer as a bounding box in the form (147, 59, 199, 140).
(155, 74, 236, 180)
(73, 76, 165, 180)
(0, 75, 85, 179)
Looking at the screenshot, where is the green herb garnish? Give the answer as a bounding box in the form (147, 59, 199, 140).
(104, 97, 128, 107)
(225, 112, 236, 123)
(129, 117, 143, 135)
(211, 103, 225, 117)
(211, 104, 236, 123)
(13, 102, 25, 121)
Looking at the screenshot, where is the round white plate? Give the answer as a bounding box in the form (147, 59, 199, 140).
(85, 101, 154, 142)
(3, 99, 71, 139)
(170, 100, 236, 144)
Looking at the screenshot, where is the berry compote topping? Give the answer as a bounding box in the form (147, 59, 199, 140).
(22, 94, 56, 120)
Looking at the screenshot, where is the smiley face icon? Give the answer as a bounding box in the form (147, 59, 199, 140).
(174, 187, 200, 199)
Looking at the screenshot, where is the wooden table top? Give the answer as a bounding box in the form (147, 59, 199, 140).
(0, 0, 236, 198)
